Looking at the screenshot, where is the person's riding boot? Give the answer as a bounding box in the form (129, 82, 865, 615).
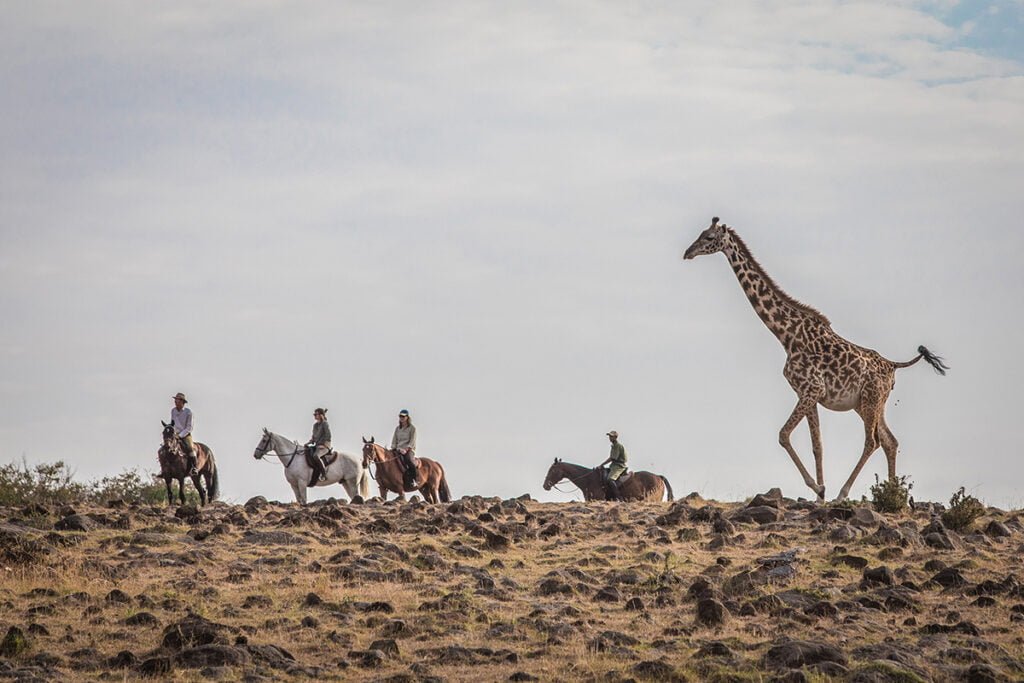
(403, 452, 418, 488)
(610, 480, 622, 502)
(319, 455, 330, 480)
(186, 452, 198, 476)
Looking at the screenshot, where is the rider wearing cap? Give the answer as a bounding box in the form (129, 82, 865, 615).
(391, 409, 419, 488)
(597, 430, 628, 501)
(171, 392, 197, 475)
(305, 408, 332, 486)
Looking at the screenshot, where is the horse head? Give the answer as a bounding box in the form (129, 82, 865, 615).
(253, 428, 272, 460)
(361, 437, 378, 466)
(543, 459, 565, 491)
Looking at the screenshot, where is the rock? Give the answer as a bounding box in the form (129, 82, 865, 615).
(633, 659, 682, 680)
(174, 645, 250, 668)
(593, 585, 621, 603)
(960, 663, 1003, 682)
(239, 530, 306, 545)
(162, 613, 235, 650)
(850, 507, 884, 528)
(862, 566, 896, 587)
(137, 655, 174, 676)
(625, 597, 645, 611)
(368, 639, 399, 657)
(983, 521, 1011, 538)
(123, 612, 159, 627)
(347, 649, 385, 668)
(805, 601, 839, 618)
(105, 589, 132, 604)
(107, 650, 139, 668)
(764, 639, 848, 670)
(242, 595, 273, 609)
(509, 672, 540, 682)
(0, 626, 28, 657)
(588, 630, 639, 652)
(55, 514, 96, 532)
(730, 505, 783, 525)
(832, 554, 869, 570)
(695, 598, 728, 627)
(695, 641, 735, 658)
(243, 496, 268, 513)
(931, 567, 968, 588)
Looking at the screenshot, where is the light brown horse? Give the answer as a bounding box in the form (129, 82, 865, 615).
(542, 458, 673, 502)
(361, 438, 451, 503)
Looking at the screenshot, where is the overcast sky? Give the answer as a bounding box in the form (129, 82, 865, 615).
(2, 1, 1023, 507)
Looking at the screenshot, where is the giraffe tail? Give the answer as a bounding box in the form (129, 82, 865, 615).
(893, 345, 948, 375)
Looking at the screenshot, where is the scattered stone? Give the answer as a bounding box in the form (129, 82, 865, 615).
(55, 514, 96, 532)
(730, 505, 783, 525)
(862, 566, 896, 587)
(695, 598, 728, 627)
(764, 639, 848, 670)
(0, 626, 28, 657)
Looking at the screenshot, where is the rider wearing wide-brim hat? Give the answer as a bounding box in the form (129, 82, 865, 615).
(171, 392, 197, 475)
(597, 430, 628, 501)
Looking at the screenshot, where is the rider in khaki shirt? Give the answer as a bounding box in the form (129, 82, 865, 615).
(597, 430, 628, 501)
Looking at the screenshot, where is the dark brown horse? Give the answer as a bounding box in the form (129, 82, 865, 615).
(159, 422, 219, 506)
(361, 438, 451, 504)
(542, 458, 673, 502)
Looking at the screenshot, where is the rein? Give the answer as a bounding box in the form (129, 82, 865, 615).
(257, 433, 302, 468)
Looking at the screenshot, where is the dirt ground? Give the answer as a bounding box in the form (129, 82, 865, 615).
(1, 490, 1022, 681)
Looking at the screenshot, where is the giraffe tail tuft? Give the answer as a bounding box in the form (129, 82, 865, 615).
(917, 346, 949, 375)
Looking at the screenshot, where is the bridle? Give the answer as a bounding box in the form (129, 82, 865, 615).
(255, 431, 302, 468)
(545, 463, 599, 495)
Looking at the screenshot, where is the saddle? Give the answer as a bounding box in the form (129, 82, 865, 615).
(305, 447, 337, 468)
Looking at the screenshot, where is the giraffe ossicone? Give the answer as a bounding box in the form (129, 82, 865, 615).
(684, 216, 947, 501)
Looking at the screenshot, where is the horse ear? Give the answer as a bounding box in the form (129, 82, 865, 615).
(362, 437, 368, 444)
(263, 427, 269, 434)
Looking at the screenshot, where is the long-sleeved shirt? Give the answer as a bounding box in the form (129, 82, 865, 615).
(609, 441, 627, 466)
(310, 420, 332, 447)
(171, 407, 193, 438)
(391, 423, 417, 452)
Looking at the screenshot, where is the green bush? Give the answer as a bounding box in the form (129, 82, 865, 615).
(0, 459, 86, 506)
(0, 459, 195, 507)
(941, 487, 985, 532)
(869, 474, 912, 513)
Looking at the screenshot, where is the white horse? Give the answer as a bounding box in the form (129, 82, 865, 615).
(252, 428, 370, 505)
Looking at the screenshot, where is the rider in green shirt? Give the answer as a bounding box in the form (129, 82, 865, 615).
(597, 430, 627, 501)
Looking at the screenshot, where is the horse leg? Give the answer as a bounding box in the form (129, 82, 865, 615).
(177, 477, 186, 506)
(192, 473, 206, 507)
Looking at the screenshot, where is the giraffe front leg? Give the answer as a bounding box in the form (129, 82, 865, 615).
(779, 396, 825, 500)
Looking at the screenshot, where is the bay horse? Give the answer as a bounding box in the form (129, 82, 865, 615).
(159, 422, 220, 506)
(361, 437, 451, 504)
(252, 429, 370, 505)
(542, 458, 673, 502)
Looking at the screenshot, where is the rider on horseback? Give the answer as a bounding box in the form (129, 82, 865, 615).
(597, 430, 628, 501)
(392, 409, 418, 489)
(304, 408, 332, 487)
(171, 392, 197, 476)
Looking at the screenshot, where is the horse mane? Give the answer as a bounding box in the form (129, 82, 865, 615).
(728, 228, 832, 327)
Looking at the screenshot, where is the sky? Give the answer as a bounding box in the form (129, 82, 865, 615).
(2, 1, 1023, 507)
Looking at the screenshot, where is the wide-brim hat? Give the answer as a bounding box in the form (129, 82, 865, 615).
(314, 408, 328, 416)
(172, 392, 188, 403)
(606, 430, 618, 438)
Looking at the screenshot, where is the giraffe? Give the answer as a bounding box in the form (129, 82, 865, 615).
(683, 217, 947, 501)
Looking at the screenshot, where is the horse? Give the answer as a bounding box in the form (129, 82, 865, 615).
(253, 428, 370, 505)
(361, 437, 451, 504)
(542, 458, 673, 502)
(158, 421, 220, 506)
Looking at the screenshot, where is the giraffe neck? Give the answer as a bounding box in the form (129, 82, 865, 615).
(722, 230, 831, 352)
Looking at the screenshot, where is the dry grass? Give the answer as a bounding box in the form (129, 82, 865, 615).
(1, 496, 1023, 681)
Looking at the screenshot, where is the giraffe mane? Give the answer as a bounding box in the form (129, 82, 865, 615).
(727, 228, 832, 327)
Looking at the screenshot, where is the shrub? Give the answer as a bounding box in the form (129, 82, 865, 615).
(0, 459, 195, 507)
(941, 487, 985, 532)
(869, 474, 912, 513)
(0, 459, 86, 506)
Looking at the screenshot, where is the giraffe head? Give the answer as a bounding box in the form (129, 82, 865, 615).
(683, 216, 729, 260)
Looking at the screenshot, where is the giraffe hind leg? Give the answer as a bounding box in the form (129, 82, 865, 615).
(836, 392, 884, 501)
(807, 405, 825, 498)
(779, 395, 826, 500)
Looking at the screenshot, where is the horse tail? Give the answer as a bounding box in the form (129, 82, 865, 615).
(438, 467, 452, 503)
(892, 345, 948, 375)
(660, 475, 674, 502)
(207, 448, 220, 501)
